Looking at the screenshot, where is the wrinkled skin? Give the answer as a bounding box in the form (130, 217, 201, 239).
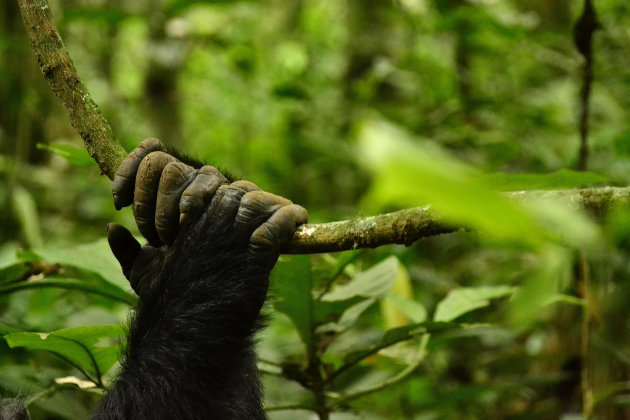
(92, 138, 308, 419)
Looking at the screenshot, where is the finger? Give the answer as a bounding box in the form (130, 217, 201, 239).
(134, 151, 179, 245)
(155, 162, 196, 244)
(112, 138, 164, 210)
(234, 191, 292, 234)
(128, 246, 165, 297)
(207, 180, 260, 228)
(179, 165, 228, 226)
(250, 204, 308, 257)
(107, 223, 141, 279)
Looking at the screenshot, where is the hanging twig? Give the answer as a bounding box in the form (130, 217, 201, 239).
(574, 0, 600, 171)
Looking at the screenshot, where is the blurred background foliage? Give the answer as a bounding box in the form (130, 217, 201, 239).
(2, 0, 630, 418)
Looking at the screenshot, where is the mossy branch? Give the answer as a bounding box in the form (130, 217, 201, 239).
(17, 0, 630, 255)
(17, 0, 127, 179)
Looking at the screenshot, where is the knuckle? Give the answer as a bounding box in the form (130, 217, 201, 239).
(179, 194, 194, 210)
(199, 165, 222, 177)
(231, 180, 259, 192)
(139, 137, 161, 149)
(290, 204, 309, 222)
(143, 150, 168, 164)
(197, 166, 227, 187)
(251, 224, 276, 247)
(224, 183, 246, 197)
(163, 161, 192, 181)
(240, 191, 266, 208)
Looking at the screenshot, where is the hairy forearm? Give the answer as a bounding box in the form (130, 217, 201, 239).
(93, 273, 266, 420)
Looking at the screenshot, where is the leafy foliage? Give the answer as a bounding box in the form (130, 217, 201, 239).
(5, 325, 124, 387)
(2, 0, 630, 418)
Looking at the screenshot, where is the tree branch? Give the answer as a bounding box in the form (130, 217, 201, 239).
(16, 0, 127, 179)
(17, 0, 630, 255)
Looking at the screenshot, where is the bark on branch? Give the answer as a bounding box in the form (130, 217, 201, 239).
(17, 0, 630, 255)
(17, 0, 127, 178)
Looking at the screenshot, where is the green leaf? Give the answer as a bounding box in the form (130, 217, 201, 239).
(327, 250, 363, 284)
(434, 285, 516, 322)
(37, 143, 96, 167)
(340, 321, 458, 368)
(519, 194, 601, 249)
(322, 256, 399, 301)
(314, 298, 375, 334)
(359, 118, 545, 247)
(380, 258, 420, 328)
(4, 325, 125, 384)
(0, 276, 136, 305)
(544, 293, 586, 307)
(16, 250, 40, 262)
(22, 239, 132, 294)
(0, 325, 19, 336)
(0, 263, 29, 285)
(384, 294, 427, 324)
(480, 169, 610, 191)
(270, 255, 314, 349)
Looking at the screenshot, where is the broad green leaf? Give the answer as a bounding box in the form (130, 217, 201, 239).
(16, 250, 40, 262)
(0, 325, 19, 336)
(37, 143, 96, 167)
(359, 118, 545, 247)
(5, 325, 125, 384)
(328, 250, 363, 283)
(315, 298, 375, 334)
(341, 321, 458, 368)
(380, 259, 418, 328)
(0, 276, 136, 305)
(0, 263, 29, 285)
(270, 255, 314, 349)
(322, 256, 399, 301)
(519, 194, 601, 249)
(21, 239, 132, 294)
(480, 169, 609, 191)
(272, 256, 375, 344)
(384, 294, 427, 324)
(544, 293, 586, 307)
(434, 285, 516, 322)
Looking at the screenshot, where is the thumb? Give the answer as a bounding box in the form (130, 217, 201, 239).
(107, 223, 141, 278)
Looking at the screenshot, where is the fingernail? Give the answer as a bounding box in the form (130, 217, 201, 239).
(113, 193, 122, 210)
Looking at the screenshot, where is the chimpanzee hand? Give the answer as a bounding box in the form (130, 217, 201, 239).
(106, 138, 307, 316)
(95, 139, 307, 418)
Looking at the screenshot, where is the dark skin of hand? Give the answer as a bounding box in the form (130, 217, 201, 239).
(107, 137, 308, 298)
(95, 138, 308, 419)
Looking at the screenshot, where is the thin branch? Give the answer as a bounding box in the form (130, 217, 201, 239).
(285, 206, 454, 254)
(16, 0, 127, 179)
(573, 0, 600, 171)
(17, 0, 630, 255)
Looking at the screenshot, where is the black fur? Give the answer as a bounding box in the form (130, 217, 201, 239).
(0, 399, 30, 420)
(93, 188, 272, 419)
